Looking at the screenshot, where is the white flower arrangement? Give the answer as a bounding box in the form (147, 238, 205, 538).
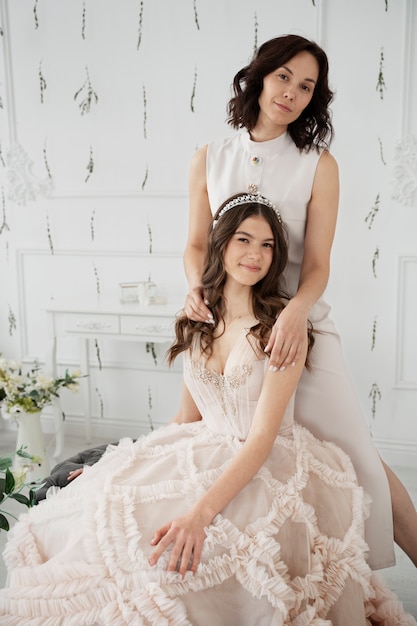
(0, 356, 83, 419)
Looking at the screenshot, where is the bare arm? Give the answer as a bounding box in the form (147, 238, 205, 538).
(265, 151, 339, 369)
(169, 381, 202, 425)
(183, 146, 213, 323)
(149, 342, 307, 576)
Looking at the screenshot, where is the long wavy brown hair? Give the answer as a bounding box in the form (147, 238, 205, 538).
(167, 194, 314, 366)
(227, 34, 334, 152)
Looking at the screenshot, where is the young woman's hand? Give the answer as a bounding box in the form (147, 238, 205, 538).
(67, 468, 84, 481)
(264, 303, 309, 371)
(148, 508, 208, 577)
(184, 287, 213, 324)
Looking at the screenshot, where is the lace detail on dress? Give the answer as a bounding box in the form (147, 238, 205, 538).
(188, 360, 252, 417)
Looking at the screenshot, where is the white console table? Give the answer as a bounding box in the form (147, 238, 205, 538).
(45, 299, 182, 458)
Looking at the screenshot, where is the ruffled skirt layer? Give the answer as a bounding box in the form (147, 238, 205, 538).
(0, 422, 415, 625)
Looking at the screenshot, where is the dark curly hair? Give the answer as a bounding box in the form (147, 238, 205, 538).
(168, 194, 314, 365)
(227, 34, 334, 151)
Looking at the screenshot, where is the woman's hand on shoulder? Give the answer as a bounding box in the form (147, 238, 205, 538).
(264, 301, 309, 371)
(184, 286, 213, 323)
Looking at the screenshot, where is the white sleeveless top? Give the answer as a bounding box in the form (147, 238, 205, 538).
(206, 132, 331, 323)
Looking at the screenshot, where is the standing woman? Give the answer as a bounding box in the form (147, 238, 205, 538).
(183, 34, 417, 571)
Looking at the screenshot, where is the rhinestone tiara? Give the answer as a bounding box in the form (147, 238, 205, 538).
(213, 193, 282, 227)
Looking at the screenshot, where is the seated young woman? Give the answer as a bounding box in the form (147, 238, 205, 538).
(1, 193, 415, 625)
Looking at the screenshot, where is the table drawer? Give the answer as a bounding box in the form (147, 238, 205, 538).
(64, 314, 120, 334)
(121, 316, 175, 340)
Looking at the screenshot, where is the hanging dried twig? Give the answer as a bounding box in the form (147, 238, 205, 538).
(193, 0, 200, 30)
(376, 48, 386, 100)
(371, 316, 377, 351)
(365, 194, 380, 230)
(146, 342, 157, 366)
(147, 386, 154, 431)
(372, 246, 379, 278)
(253, 12, 258, 55)
(74, 66, 99, 115)
(39, 60, 47, 103)
(90, 208, 96, 241)
(141, 165, 148, 191)
(142, 84, 147, 139)
(95, 387, 104, 418)
(190, 66, 197, 113)
(81, 1, 86, 40)
(368, 382, 381, 420)
(8, 306, 17, 336)
(94, 339, 102, 370)
(43, 139, 52, 179)
(0, 144, 4, 168)
(377, 137, 386, 165)
(85, 145, 94, 183)
(33, 0, 39, 29)
(0, 188, 10, 236)
(46, 211, 54, 254)
(93, 262, 101, 295)
(136, 0, 144, 50)
(147, 220, 153, 254)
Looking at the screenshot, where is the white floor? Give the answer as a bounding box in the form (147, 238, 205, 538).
(1, 428, 416, 618)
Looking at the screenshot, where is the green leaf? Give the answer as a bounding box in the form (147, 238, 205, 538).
(28, 489, 37, 507)
(0, 513, 10, 531)
(4, 468, 15, 494)
(0, 456, 13, 471)
(11, 493, 30, 507)
(16, 447, 34, 460)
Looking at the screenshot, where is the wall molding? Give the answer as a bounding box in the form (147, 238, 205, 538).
(395, 255, 417, 388)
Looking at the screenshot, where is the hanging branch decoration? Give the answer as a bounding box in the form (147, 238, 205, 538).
(85, 145, 94, 183)
(90, 208, 96, 241)
(376, 48, 386, 100)
(95, 387, 104, 418)
(81, 1, 86, 40)
(8, 306, 17, 336)
(147, 219, 153, 254)
(384, 0, 388, 11)
(93, 262, 101, 295)
(253, 12, 258, 55)
(372, 246, 379, 278)
(43, 139, 52, 180)
(141, 165, 148, 191)
(371, 316, 377, 351)
(368, 382, 381, 420)
(377, 137, 386, 165)
(38, 60, 47, 103)
(312, 0, 316, 5)
(0, 188, 10, 236)
(46, 211, 54, 254)
(190, 66, 197, 113)
(142, 84, 147, 139)
(365, 193, 380, 229)
(94, 339, 102, 370)
(0, 95, 3, 109)
(33, 0, 39, 29)
(0, 144, 4, 168)
(74, 66, 99, 115)
(193, 0, 200, 30)
(147, 386, 154, 431)
(136, 0, 144, 50)
(146, 342, 157, 366)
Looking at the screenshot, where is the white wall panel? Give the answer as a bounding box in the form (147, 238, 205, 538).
(0, 0, 416, 460)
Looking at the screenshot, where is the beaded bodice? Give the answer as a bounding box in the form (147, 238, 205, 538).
(183, 331, 294, 440)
